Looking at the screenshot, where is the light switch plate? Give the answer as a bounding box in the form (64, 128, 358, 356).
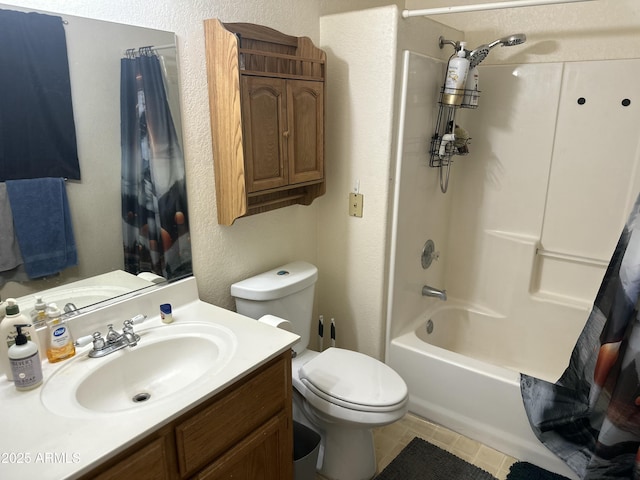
(349, 193, 363, 217)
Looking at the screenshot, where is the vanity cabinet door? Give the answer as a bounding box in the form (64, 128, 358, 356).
(241, 76, 288, 193)
(90, 436, 175, 480)
(175, 354, 291, 478)
(195, 412, 291, 480)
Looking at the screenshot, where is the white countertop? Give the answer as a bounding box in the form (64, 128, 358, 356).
(0, 277, 299, 479)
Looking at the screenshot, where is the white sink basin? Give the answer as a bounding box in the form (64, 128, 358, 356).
(41, 322, 237, 418)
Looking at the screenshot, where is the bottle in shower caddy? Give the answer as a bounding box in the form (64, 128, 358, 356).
(462, 65, 480, 108)
(442, 42, 470, 106)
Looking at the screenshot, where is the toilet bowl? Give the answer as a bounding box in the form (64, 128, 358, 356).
(231, 262, 408, 480)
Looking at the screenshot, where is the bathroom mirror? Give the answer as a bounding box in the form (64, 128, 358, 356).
(0, 4, 191, 313)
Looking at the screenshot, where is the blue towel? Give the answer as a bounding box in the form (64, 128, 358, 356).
(5, 177, 78, 279)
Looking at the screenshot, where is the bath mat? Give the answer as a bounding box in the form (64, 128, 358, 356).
(506, 461, 571, 480)
(374, 437, 497, 480)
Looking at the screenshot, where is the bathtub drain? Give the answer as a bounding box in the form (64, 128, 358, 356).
(426, 319, 434, 334)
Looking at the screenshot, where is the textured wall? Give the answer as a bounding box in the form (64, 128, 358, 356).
(317, 6, 399, 358)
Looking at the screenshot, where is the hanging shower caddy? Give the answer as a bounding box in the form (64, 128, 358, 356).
(429, 38, 478, 193)
(430, 38, 478, 169)
(430, 33, 526, 171)
(429, 94, 475, 168)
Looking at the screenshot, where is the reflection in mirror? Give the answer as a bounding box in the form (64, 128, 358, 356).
(0, 4, 191, 315)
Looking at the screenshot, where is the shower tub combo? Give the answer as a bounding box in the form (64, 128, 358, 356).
(388, 301, 585, 479)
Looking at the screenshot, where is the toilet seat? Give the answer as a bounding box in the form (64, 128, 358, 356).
(299, 348, 408, 412)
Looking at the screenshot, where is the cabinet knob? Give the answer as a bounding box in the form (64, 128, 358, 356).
(283, 131, 290, 138)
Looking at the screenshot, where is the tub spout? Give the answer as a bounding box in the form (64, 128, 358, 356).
(422, 285, 447, 301)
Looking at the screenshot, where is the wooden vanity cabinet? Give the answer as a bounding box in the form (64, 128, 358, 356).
(80, 352, 293, 480)
(204, 19, 326, 225)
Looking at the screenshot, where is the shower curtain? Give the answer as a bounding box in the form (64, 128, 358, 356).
(120, 49, 191, 281)
(522, 193, 640, 479)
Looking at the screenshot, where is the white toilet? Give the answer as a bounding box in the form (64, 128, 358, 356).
(231, 261, 408, 480)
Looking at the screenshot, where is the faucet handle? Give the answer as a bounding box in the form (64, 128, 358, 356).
(75, 334, 94, 348)
(421, 240, 440, 269)
(75, 332, 105, 350)
(126, 314, 147, 326)
(123, 314, 147, 331)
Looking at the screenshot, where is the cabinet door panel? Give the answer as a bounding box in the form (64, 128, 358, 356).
(195, 413, 292, 480)
(175, 356, 289, 477)
(92, 438, 172, 480)
(287, 80, 324, 184)
(241, 76, 288, 192)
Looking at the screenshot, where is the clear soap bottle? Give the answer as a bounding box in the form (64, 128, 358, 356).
(31, 296, 48, 329)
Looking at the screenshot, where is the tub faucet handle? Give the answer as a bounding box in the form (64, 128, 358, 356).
(421, 240, 440, 269)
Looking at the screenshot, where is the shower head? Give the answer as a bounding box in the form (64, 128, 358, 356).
(488, 33, 527, 48)
(468, 46, 490, 68)
(468, 33, 527, 68)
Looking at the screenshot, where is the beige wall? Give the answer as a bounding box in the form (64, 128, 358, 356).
(317, 7, 399, 358)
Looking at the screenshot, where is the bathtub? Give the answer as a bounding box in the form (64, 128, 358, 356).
(388, 302, 586, 479)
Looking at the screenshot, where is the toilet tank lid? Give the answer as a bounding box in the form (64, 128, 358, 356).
(230, 261, 318, 301)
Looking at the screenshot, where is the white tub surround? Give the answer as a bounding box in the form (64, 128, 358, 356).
(389, 329, 578, 479)
(0, 277, 299, 480)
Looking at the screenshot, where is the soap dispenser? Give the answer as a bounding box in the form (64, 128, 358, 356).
(8, 324, 43, 391)
(0, 299, 42, 381)
(46, 303, 75, 363)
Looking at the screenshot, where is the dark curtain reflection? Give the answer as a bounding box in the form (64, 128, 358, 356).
(120, 51, 191, 281)
(0, 8, 80, 181)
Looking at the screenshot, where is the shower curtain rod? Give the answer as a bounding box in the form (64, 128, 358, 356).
(149, 44, 176, 51)
(402, 0, 597, 18)
(122, 44, 176, 55)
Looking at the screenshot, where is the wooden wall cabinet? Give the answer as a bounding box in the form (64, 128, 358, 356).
(81, 352, 293, 480)
(204, 19, 326, 225)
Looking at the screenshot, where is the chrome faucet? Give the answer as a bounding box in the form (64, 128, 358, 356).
(64, 302, 78, 313)
(75, 314, 146, 358)
(422, 285, 447, 301)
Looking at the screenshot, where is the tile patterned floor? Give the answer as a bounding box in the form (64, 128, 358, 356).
(316, 413, 518, 480)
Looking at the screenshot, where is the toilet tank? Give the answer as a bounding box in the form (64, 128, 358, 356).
(230, 261, 318, 353)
